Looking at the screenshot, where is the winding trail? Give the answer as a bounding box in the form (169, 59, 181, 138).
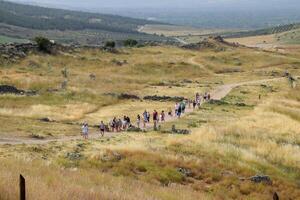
(187, 56, 219, 75)
(0, 76, 286, 146)
(174, 37, 188, 45)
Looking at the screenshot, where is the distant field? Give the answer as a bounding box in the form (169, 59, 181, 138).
(0, 35, 29, 44)
(226, 28, 300, 51)
(279, 28, 300, 44)
(138, 24, 228, 37)
(226, 34, 276, 47)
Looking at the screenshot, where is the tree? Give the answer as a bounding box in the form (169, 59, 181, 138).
(123, 39, 138, 47)
(105, 41, 116, 48)
(34, 36, 52, 53)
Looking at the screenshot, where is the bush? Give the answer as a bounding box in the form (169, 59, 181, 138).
(123, 39, 138, 47)
(105, 41, 116, 48)
(34, 36, 53, 53)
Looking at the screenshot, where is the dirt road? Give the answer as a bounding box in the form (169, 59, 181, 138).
(0, 77, 286, 145)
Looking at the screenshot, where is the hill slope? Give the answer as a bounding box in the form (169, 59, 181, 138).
(0, 1, 169, 44)
(0, 42, 300, 199)
(223, 23, 300, 39)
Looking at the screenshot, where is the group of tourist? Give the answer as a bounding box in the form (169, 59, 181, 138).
(81, 92, 211, 139)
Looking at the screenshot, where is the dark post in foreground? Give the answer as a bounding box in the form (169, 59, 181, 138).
(19, 174, 25, 200)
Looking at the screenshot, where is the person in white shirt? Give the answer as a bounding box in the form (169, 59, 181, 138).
(81, 123, 89, 139)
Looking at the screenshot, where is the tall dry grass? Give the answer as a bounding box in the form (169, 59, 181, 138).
(0, 158, 208, 200)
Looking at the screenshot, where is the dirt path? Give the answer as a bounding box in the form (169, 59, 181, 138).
(174, 37, 188, 45)
(0, 77, 286, 145)
(188, 56, 209, 71)
(187, 56, 221, 75)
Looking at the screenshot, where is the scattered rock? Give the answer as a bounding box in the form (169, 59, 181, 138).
(65, 152, 82, 160)
(171, 125, 191, 135)
(46, 88, 60, 93)
(181, 79, 193, 83)
(0, 42, 73, 62)
(0, 85, 36, 96)
(177, 167, 193, 177)
(240, 175, 272, 185)
(127, 126, 143, 132)
(104, 93, 140, 100)
(235, 102, 247, 107)
(103, 47, 119, 54)
(118, 93, 140, 100)
(89, 73, 96, 80)
(209, 100, 229, 105)
(143, 95, 185, 102)
(111, 59, 127, 66)
(249, 175, 272, 184)
(182, 40, 217, 50)
(0, 43, 36, 61)
(39, 117, 55, 122)
(221, 170, 235, 177)
(101, 151, 122, 162)
(30, 133, 45, 140)
(0, 85, 25, 95)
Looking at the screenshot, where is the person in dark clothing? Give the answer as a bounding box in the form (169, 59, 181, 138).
(153, 110, 158, 130)
(161, 111, 165, 122)
(126, 116, 131, 128)
(137, 114, 141, 128)
(193, 100, 197, 109)
(147, 112, 150, 123)
(177, 105, 182, 118)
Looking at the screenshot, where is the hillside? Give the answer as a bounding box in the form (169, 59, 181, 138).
(223, 23, 300, 39)
(0, 40, 300, 199)
(225, 27, 300, 51)
(0, 1, 170, 44)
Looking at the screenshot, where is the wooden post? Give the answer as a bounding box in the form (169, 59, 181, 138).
(273, 192, 279, 200)
(19, 174, 25, 200)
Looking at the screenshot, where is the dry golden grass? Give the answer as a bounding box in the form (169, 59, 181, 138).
(0, 159, 208, 200)
(226, 34, 276, 47)
(1, 44, 300, 199)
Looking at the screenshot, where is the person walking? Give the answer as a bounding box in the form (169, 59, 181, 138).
(137, 114, 141, 128)
(123, 116, 127, 130)
(161, 110, 165, 122)
(143, 110, 148, 128)
(181, 101, 186, 113)
(168, 108, 172, 116)
(193, 99, 197, 109)
(126, 116, 131, 128)
(196, 93, 200, 103)
(177, 104, 182, 118)
(204, 92, 208, 101)
(153, 110, 158, 130)
(117, 118, 122, 132)
(147, 112, 150, 123)
(112, 117, 117, 132)
(99, 121, 105, 137)
(175, 103, 179, 116)
(81, 123, 89, 139)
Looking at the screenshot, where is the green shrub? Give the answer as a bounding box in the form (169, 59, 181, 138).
(34, 36, 52, 53)
(105, 40, 116, 48)
(123, 39, 138, 47)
